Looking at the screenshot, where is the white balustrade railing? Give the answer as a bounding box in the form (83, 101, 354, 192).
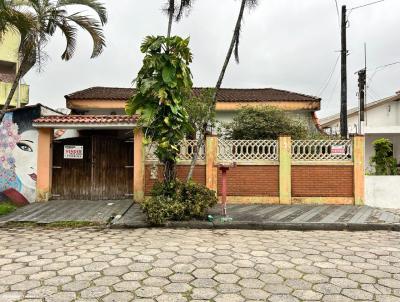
(145, 140, 205, 161)
(291, 140, 352, 161)
(217, 139, 278, 161)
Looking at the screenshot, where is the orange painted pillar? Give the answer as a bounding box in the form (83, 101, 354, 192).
(134, 128, 145, 202)
(353, 135, 365, 205)
(279, 135, 292, 204)
(205, 135, 218, 194)
(36, 128, 53, 202)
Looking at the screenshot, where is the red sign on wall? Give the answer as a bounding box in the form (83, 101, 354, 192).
(331, 145, 346, 155)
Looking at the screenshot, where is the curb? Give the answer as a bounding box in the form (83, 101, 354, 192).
(110, 220, 400, 231)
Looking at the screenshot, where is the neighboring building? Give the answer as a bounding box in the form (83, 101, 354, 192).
(0, 30, 29, 109)
(0, 104, 62, 205)
(321, 90, 400, 171)
(64, 86, 322, 131)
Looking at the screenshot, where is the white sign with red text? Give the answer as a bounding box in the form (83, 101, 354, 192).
(64, 145, 83, 159)
(331, 145, 346, 155)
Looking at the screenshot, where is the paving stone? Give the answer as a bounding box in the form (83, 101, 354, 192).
(268, 294, 299, 302)
(135, 286, 163, 298)
(214, 273, 240, 284)
(11, 280, 40, 291)
(191, 288, 217, 300)
(0, 291, 24, 302)
(102, 292, 134, 302)
(26, 286, 58, 298)
(62, 281, 90, 291)
(193, 268, 216, 279)
(46, 292, 76, 302)
(342, 288, 374, 300)
(143, 277, 170, 287)
(313, 283, 342, 295)
(80, 286, 111, 299)
(93, 276, 120, 286)
(293, 289, 323, 300)
(214, 293, 245, 302)
(216, 283, 242, 294)
(169, 273, 194, 283)
(0, 275, 26, 285)
(241, 288, 270, 300)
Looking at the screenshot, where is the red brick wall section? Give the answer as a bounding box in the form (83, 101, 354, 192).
(217, 165, 279, 196)
(292, 165, 354, 197)
(145, 165, 206, 194)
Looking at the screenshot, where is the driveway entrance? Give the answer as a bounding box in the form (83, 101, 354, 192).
(52, 135, 133, 200)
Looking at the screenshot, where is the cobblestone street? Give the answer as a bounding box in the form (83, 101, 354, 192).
(0, 228, 399, 302)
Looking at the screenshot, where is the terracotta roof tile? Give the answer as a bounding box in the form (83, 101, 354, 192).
(65, 87, 320, 103)
(33, 115, 138, 125)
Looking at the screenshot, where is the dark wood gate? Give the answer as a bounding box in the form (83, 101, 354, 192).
(52, 136, 133, 200)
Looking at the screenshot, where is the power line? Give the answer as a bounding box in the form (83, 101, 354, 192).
(367, 61, 400, 88)
(334, 0, 340, 29)
(317, 54, 340, 96)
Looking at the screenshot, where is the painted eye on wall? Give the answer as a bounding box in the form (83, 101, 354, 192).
(17, 143, 33, 152)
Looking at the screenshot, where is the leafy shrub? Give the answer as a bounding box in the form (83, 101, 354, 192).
(141, 181, 218, 225)
(370, 138, 398, 175)
(224, 106, 311, 140)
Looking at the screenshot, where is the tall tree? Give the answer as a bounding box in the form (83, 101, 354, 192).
(164, 0, 194, 38)
(214, 0, 258, 102)
(0, 0, 107, 122)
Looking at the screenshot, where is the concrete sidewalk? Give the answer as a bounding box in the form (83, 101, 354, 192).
(114, 204, 400, 231)
(1, 200, 400, 230)
(0, 199, 132, 225)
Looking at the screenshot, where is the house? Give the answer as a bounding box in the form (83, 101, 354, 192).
(0, 30, 29, 109)
(64, 86, 322, 131)
(321, 90, 400, 171)
(0, 104, 62, 205)
(28, 86, 324, 202)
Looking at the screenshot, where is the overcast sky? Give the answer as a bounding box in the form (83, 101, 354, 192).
(24, 0, 400, 117)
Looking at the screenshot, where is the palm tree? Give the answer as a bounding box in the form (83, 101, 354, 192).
(164, 0, 193, 38)
(214, 0, 258, 101)
(0, 0, 107, 122)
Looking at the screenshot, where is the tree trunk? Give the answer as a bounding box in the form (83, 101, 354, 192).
(164, 159, 177, 186)
(186, 133, 204, 183)
(167, 0, 175, 39)
(213, 0, 246, 104)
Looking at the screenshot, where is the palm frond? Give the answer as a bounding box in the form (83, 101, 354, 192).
(66, 13, 105, 58)
(57, 0, 107, 24)
(175, 0, 193, 21)
(56, 19, 77, 60)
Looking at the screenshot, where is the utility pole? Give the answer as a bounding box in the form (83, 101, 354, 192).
(340, 5, 348, 139)
(358, 68, 366, 134)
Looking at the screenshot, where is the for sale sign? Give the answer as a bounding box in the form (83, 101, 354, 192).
(331, 145, 346, 155)
(64, 145, 84, 159)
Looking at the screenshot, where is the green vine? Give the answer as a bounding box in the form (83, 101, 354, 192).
(370, 138, 398, 175)
(126, 35, 193, 185)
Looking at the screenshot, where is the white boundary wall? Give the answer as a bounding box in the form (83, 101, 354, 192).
(365, 176, 400, 209)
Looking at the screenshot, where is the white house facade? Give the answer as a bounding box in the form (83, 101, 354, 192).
(321, 90, 400, 171)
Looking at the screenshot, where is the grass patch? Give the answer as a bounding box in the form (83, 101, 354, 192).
(0, 202, 16, 216)
(3, 221, 102, 228)
(45, 221, 101, 228)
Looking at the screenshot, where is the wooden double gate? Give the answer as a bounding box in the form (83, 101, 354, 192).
(52, 136, 133, 200)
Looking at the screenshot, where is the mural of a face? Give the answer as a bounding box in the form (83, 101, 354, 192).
(12, 130, 38, 190)
(0, 112, 38, 205)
